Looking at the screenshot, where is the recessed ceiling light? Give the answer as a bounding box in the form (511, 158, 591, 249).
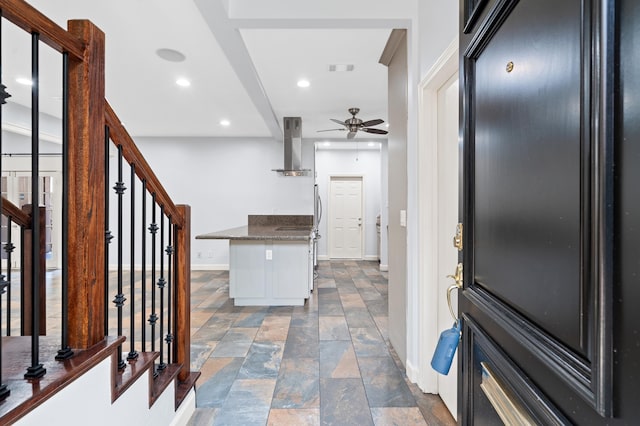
(156, 48, 186, 62)
(176, 78, 191, 87)
(323, 142, 331, 147)
(297, 79, 310, 88)
(16, 77, 33, 86)
(220, 119, 230, 127)
(328, 64, 354, 72)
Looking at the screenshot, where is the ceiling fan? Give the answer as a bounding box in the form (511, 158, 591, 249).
(318, 107, 388, 139)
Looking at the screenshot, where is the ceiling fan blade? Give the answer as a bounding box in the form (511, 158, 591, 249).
(361, 128, 388, 135)
(317, 128, 346, 132)
(330, 118, 347, 126)
(361, 119, 384, 127)
(347, 131, 357, 139)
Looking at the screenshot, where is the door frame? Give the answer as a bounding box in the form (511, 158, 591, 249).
(327, 174, 365, 259)
(413, 37, 459, 394)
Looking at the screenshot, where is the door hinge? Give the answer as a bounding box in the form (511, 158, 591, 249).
(453, 223, 463, 251)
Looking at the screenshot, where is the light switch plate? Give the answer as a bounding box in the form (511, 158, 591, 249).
(400, 210, 407, 227)
(266, 249, 273, 260)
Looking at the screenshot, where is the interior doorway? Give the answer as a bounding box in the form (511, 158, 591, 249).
(416, 38, 459, 420)
(328, 176, 363, 259)
(434, 74, 460, 416)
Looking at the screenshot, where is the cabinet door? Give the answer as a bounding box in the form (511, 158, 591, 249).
(272, 241, 309, 299)
(229, 241, 266, 298)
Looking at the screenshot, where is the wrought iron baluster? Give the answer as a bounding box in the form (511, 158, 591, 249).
(25, 31, 46, 379)
(56, 51, 72, 360)
(128, 164, 138, 361)
(165, 219, 174, 364)
(0, 14, 9, 398)
(0, 274, 8, 400)
(104, 125, 112, 336)
(20, 229, 24, 335)
(5, 220, 14, 336)
(113, 145, 126, 371)
(148, 195, 158, 360)
(141, 180, 147, 352)
(157, 208, 166, 371)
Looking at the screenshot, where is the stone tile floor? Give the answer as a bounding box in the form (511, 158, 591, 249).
(187, 260, 456, 426)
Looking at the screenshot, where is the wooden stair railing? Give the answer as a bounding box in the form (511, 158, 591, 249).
(105, 103, 195, 391)
(0, 0, 197, 420)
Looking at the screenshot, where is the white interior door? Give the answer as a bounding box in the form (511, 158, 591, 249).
(436, 75, 460, 416)
(329, 176, 363, 259)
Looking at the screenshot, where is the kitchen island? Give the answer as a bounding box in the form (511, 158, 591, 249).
(196, 215, 314, 306)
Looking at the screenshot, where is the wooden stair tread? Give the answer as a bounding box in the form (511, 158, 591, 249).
(150, 363, 181, 407)
(175, 371, 201, 410)
(0, 336, 124, 424)
(112, 351, 159, 402)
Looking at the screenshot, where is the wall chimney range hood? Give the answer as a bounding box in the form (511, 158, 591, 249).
(273, 117, 310, 176)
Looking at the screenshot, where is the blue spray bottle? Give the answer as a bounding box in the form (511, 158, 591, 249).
(430, 320, 461, 375)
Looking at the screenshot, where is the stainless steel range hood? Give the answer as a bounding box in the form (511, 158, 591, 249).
(272, 117, 310, 176)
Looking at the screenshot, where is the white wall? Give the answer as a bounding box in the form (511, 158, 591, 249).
(315, 144, 382, 260)
(108, 136, 314, 269)
(418, 1, 459, 77)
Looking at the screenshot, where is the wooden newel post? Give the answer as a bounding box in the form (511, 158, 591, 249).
(174, 205, 191, 382)
(66, 19, 106, 349)
(21, 205, 46, 336)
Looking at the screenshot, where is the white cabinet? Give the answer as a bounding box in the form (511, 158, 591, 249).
(229, 239, 311, 306)
(229, 241, 266, 299)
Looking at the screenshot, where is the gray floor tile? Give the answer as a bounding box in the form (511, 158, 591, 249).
(283, 326, 319, 360)
(320, 378, 374, 426)
(271, 358, 320, 409)
(196, 358, 244, 408)
(186, 261, 454, 426)
(358, 357, 418, 407)
(238, 341, 285, 379)
(350, 327, 389, 357)
(319, 341, 360, 379)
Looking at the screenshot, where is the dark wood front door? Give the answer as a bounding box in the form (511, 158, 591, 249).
(459, 0, 640, 423)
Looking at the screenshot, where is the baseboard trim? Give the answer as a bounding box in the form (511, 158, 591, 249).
(405, 358, 420, 384)
(108, 263, 229, 271)
(379, 264, 389, 271)
(317, 255, 381, 262)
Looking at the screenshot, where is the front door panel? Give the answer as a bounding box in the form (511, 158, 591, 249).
(473, 0, 582, 352)
(458, 0, 631, 423)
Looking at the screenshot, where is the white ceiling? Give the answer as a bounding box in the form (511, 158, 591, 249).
(5, 0, 412, 140)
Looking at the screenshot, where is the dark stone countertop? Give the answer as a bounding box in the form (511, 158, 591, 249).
(196, 215, 313, 241)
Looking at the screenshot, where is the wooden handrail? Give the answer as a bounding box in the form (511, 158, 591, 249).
(1, 197, 30, 228)
(0, 0, 84, 59)
(104, 102, 185, 229)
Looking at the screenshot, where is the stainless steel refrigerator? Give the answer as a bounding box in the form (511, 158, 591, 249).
(313, 183, 322, 269)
